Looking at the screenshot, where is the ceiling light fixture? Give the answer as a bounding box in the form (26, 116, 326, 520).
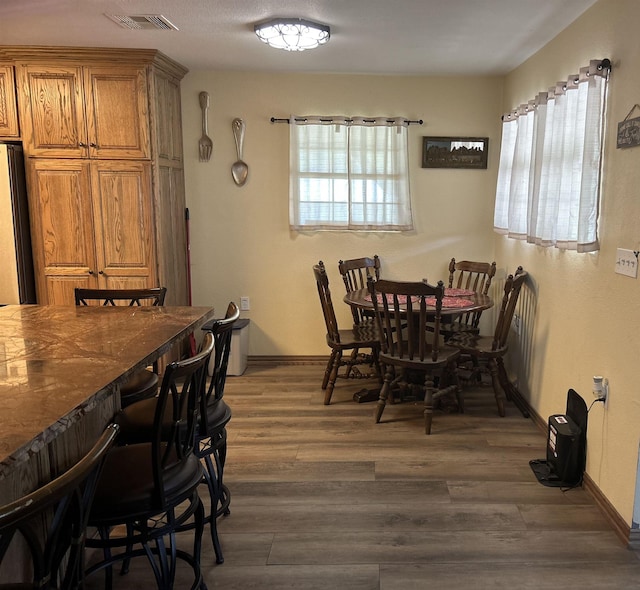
(254, 18, 330, 52)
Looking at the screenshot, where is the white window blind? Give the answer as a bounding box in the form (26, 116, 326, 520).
(289, 116, 413, 231)
(494, 59, 610, 252)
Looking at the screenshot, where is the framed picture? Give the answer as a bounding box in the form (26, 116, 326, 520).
(422, 136, 489, 169)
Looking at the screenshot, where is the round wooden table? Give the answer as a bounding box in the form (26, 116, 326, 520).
(342, 287, 493, 402)
(343, 287, 493, 316)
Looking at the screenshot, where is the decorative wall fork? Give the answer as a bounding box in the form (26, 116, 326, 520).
(199, 91, 213, 162)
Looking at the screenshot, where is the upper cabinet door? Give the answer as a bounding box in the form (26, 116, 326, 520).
(18, 65, 88, 158)
(85, 67, 150, 159)
(0, 65, 19, 138)
(17, 64, 150, 159)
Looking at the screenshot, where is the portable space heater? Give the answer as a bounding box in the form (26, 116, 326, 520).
(530, 389, 587, 487)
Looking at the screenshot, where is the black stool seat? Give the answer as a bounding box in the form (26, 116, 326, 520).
(116, 397, 231, 444)
(120, 368, 159, 407)
(90, 444, 203, 523)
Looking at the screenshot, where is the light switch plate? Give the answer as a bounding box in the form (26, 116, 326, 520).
(615, 248, 638, 278)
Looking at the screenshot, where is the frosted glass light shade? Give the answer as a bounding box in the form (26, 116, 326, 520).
(254, 18, 330, 52)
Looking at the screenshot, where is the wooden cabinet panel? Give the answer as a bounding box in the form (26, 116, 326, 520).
(154, 72, 183, 162)
(27, 159, 157, 303)
(156, 164, 187, 305)
(26, 159, 96, 302)
(18, 64, 150, 159)
(18, 65, 87, 157)
(0, 65, 19, 138)
(90, 161, 155, 286)
(85, 67, 150, 159)
(10, 48, 188, 305)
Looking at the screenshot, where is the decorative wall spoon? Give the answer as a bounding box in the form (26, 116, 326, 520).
(231, 118, 248, 186)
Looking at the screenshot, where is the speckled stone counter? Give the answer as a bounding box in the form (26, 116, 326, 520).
(0, 304, 215, 504)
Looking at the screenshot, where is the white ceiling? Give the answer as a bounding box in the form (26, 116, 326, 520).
(0, 0, 598, 75)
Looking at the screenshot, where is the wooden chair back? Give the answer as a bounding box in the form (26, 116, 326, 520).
(313, 261, 341, 343)
(448, 258, 496, 294)
(447, 258, 496, 332)
(369, 277, 449, 365)
(492, 267, 527, 351)
(339, 255, 380, 324)
(74, 287, 167, 307)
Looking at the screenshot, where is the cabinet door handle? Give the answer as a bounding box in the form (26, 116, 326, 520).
(98, 270, 104, 275)
(78, 142, 87, 147)
(88, 269, 94, 275)
(90, 143, 98, 148)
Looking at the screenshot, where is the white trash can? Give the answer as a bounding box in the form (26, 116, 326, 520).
(205, 318, 250, 377)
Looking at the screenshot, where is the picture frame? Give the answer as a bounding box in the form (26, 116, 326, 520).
(422, 136, 489, 169)
(616, 104, 640, 149)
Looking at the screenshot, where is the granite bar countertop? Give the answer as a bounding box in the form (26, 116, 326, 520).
(0, 304, 215, 476)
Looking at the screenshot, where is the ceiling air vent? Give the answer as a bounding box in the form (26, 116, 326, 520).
(105, 14, 179, 31)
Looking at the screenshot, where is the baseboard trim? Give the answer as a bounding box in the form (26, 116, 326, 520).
(582, 472, 631, 547)
(519, 394, 632, 547)
(248, 355, 326, 366)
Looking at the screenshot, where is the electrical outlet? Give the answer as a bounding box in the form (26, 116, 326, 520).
(615, 248, 638, 278)
(240, 296, 250, 311)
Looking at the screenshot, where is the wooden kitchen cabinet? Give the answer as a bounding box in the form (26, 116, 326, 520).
(0, 64, 19, 138)
(0, 46, 190, 306)
(17, 64, 149, 159)
(27, 159, 155, 304)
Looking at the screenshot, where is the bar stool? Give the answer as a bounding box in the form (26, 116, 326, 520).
(74, 287, 167, 407)
(85, 334, 214, 589)
(114, 302, 240, 564)
(0, 424, 118, 589)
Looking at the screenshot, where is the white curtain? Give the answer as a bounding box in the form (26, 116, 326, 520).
(494, 60, 609, 252)
(289, 116, 413, 231)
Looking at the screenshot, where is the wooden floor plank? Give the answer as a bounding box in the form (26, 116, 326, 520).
(266, 530, 637, 565)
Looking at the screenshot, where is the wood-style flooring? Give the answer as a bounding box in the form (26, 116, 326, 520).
(86, 363, 640, 589)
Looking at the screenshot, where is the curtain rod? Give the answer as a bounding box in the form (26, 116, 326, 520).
(270, 117, 423, 125)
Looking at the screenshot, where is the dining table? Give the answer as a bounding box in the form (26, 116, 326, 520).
(343, 286, 493, 317)
(343, 286, 493, 402)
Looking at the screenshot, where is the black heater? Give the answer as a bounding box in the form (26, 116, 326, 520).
(530, 389, 587, 487)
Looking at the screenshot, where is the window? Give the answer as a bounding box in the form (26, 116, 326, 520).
(494, 59, 610, 252)
(289, 116, 413, 231)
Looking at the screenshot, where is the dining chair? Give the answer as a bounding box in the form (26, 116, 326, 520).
(85, 333, 214, 590)
(445, 258, 497, 337)
(115, 302, 240, 565)
(0, 423, 118, 589)
(338, 255, 381, 324)
(74, 287, 167, 408)
(313, 261, 381, 405)
(447, 267, 527, 417)
(369, 277, 462, 435)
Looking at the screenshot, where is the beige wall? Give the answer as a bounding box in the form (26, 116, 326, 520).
(181, 0, 640, 527)
(182, 72, 503, 356)
(498, 0, 640, 525)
